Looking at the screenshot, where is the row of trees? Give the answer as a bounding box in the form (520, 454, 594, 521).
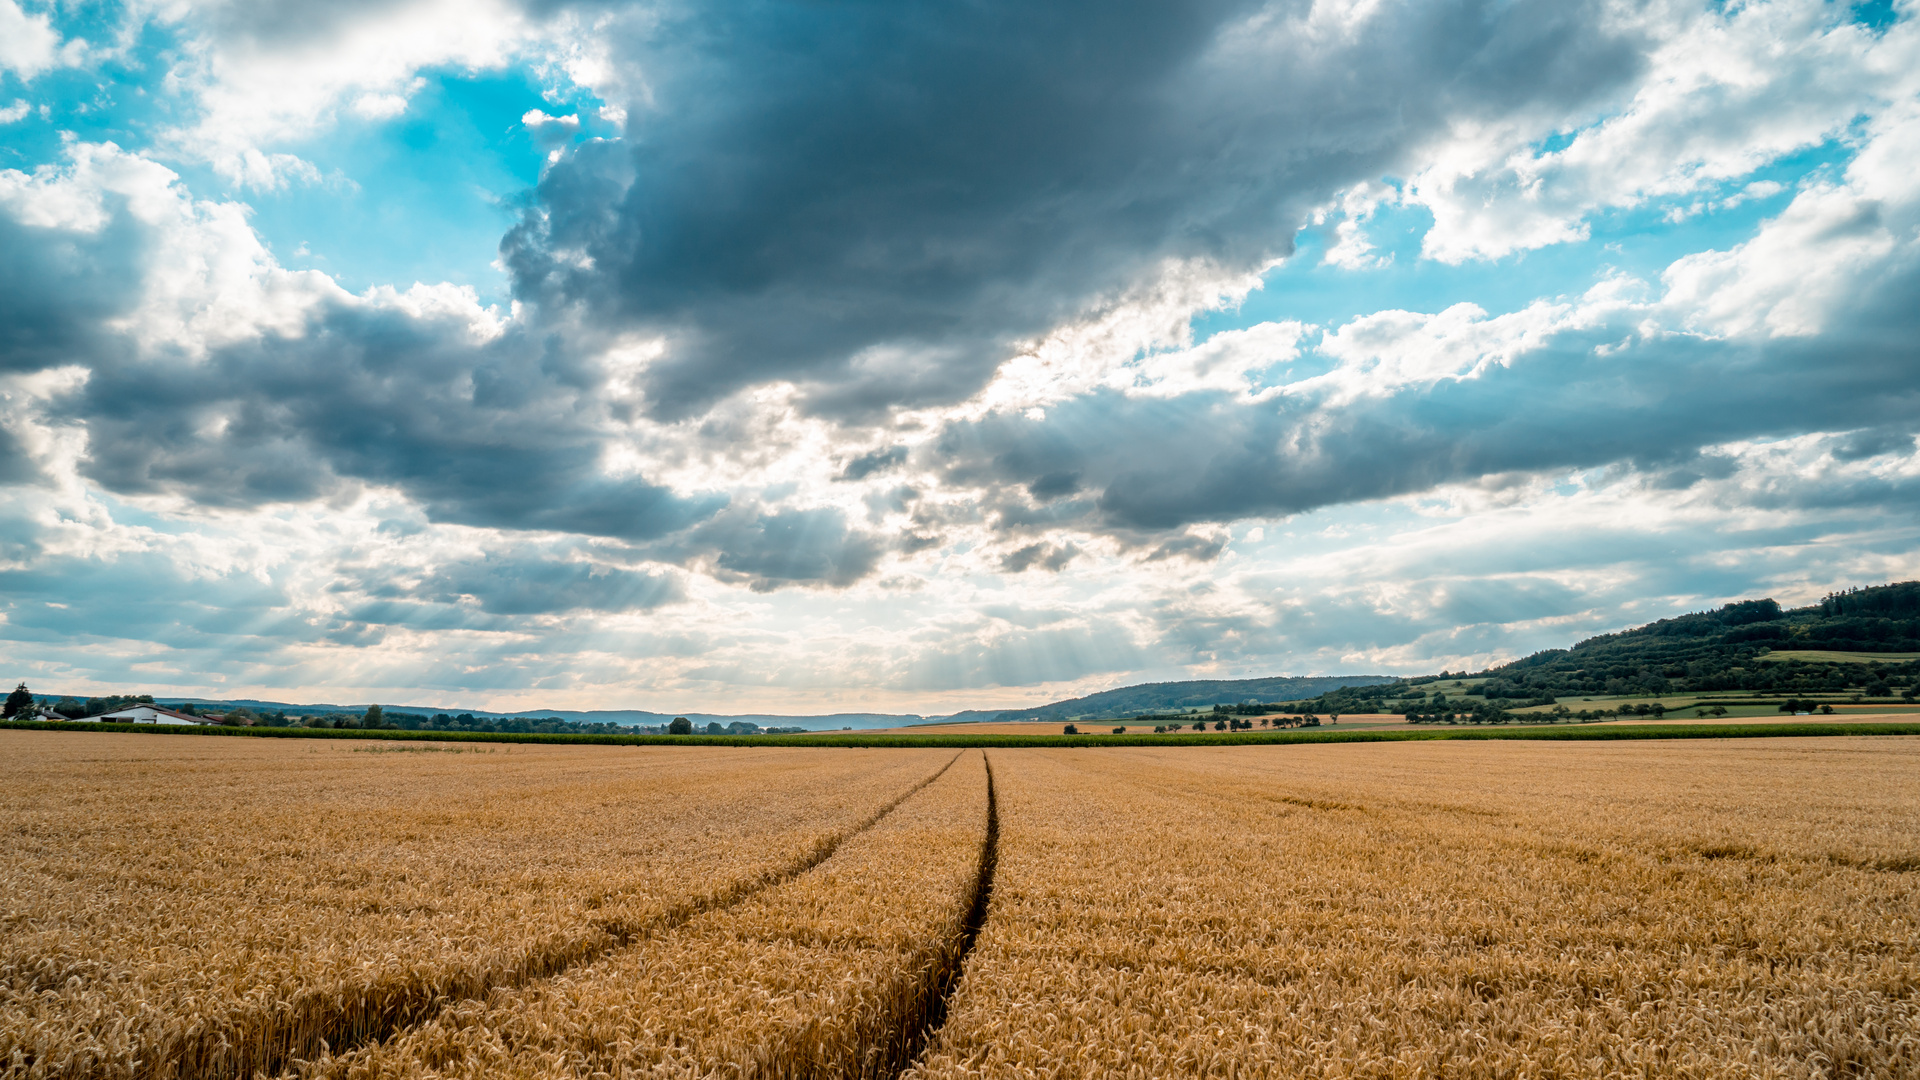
(4, 684, 157, 720)
(1062, 714, 1327, 735)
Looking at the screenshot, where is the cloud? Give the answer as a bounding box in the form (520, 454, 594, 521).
(928, 264, 1920, 538)
(837, 445, 908, 482)
(7, 0, 1920, 713)
(688, 506, 885, 590)
(502, 0, 1649, 419)
(151, 0, 545, 185)
(0, 140, 730, 550)
(1000, 542, 1078, 574)
(70, 299, 728, 539)
(1831, 428, 1917, 462)
(0, 0, 68, 80)
(522, 108, 581, 154)
(416, 555, 684, 615)
(1407, 0, 1918, 262)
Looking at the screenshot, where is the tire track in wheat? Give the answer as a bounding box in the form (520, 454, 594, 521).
(151, 751, 967, 1080)
(883, 751, 999, 1080)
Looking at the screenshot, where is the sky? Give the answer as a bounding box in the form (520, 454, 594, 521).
(2, 0, 1918, 716)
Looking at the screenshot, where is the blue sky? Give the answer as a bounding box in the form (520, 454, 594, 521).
(3, 0, 1919, 714)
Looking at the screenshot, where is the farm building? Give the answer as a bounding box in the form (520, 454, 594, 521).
(80, 704, 217, 725)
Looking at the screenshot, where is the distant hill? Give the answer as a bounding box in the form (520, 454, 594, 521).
(1284, 581, 1920, 716)
(1468, 581, 1920, 700)
(983, 675, 1395, 723)
(63, 698, 924, 731)
(37, 585, 1920, 729)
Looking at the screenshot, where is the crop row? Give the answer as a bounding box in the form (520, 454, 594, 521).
(0, 735, 957, 1079)
(6, 732, 1916, 1079)
(905, 740, 1920, 1077)
(307, 750, 995, 1079)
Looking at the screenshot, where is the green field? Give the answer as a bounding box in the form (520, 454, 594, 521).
(1757, 649, 1920, 664)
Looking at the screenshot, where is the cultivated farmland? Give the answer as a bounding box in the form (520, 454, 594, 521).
(0, 735, 954, 1078)
(910, 741, 1920, 1078)
(313, 749, 993, 1079)
(3, 731, 1917, 1079)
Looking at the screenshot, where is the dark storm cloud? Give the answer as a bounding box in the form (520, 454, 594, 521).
(677, 506, 885, 590)
(418, 556, 684, 615)
(506, 0, 1648, 418)
(1146, 534, 1227, 563)
(1830, 427, 1917, 462)
(930, 298, 1920, 534)
(13, 0, 1911, 600)
(1000, 542, 1078, 573)
(65, 302, 725, 540)
(0, 208, 140, 375)
(836, 445, 908, 481)
(0, 425, 42, 486)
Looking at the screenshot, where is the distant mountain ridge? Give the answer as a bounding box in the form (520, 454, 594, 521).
(36, 679, 1394, 730)
(132, 700, 925, 731)
(979, 674, 1394, 723)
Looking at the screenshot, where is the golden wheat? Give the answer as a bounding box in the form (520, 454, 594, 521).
(308, 748, 994, 1080)
(0, 732, 951, 1080)
(10, 731, 1917, 1080)
(906, 739, 1920, 1079)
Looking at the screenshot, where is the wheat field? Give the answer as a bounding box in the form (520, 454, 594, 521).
(0, 734, 952, 1079)
(907, 740, 1920, 1078)
(3, 731, 1917, 1079)
(310, 748, 993, 1079)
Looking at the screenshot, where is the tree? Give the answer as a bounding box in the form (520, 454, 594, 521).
(1111, 726, 1125, 735)
(4, 682, 32, 718)
(668, 716, 693, 735)
(1191, 720, 1206, 731)
(362, 704, 385, 729)
(1063, 724, 1079, 735)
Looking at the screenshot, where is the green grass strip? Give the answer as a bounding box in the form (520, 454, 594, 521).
(3, 719, 1918, 748)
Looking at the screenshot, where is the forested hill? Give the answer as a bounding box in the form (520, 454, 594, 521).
(1289, 581, 1920, 716)
(990, 674, 1392, 723)
(1568, 582, 1920, 653)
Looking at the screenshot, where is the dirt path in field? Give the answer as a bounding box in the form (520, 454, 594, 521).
(171, 752, 971, 1080)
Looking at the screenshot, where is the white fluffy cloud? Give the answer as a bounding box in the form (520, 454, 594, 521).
(154, 0, 547, 186)
(1407, 0, 1919, 263)
(0, 0, 70, 79)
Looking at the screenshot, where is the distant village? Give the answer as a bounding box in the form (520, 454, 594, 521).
(1, 685, 805, 735)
